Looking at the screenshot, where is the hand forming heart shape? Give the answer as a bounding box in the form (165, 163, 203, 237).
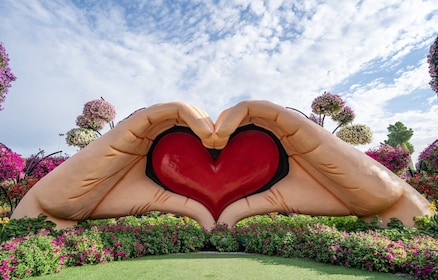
(148, 125, 288, 220)
(12, 100, 434, 229)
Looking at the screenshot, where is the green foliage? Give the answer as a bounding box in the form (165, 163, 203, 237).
(414, 214, 438, 238)
(207, 223, 240, 252)
(1, 215, 56, 242)
(2, 214, 438, 279)
(407, 172, 438, 202)
(0, 231, 62, 279)
(315, 216, 375, 232)
(384, 121, 414, 154)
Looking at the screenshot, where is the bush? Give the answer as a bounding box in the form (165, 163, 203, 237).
(365, 144, 411, 175)
(0, 215, 56, 242)
(407, 172, 438, 202)
(418, 139, 438, 175)
(1, 214, 438, 279)
(0, 230, 62, 279)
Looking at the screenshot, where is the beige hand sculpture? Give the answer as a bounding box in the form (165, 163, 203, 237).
(12, 102, 217, 229)
(12, 100, 433, 229)
(214, 100, 434, 227)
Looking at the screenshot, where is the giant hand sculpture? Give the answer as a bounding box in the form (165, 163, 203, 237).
(12, 100, 434, 229)
(214, 101, 434, 227)
(12, 102, 217, 229)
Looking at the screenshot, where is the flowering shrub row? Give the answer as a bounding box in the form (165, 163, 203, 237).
(1, 214, 438, 279)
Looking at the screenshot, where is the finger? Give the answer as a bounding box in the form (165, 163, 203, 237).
(90, 158, 215, 229)
(217, 159, 353, 226)
(226, 100, 405, 206)
(123, 102, 214, 141)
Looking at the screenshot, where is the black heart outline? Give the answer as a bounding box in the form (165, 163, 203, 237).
(146, 124, 289, 198)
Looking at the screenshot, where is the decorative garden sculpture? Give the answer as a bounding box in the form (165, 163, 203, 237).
(12, 100, 435, 229)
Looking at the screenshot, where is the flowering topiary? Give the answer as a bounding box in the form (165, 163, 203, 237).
(365, 144, 411, 175)
(418, 139, 438, 174)
(311, 91, 345, 117)
(66, 99, 116, 149)
(336, 124, 373, 145)
(427, 36, 438, 96)
(331, 105, 355, 124)
(65, 128, 98, 149)
(79, 99, 116, 129)
(0, 42, 16, 111)
(76, 114, 106, 131)
(0, 143, 24, 181)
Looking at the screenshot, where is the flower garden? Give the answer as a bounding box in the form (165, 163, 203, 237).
(1, 138, 438, 279)
(2, 38, 438, 280)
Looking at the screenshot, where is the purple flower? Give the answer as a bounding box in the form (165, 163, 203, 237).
(427, 36, 438, 96)
(311, 92, 345, 116)
(0, 42, 17, 111)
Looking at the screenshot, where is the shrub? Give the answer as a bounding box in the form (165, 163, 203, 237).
(0, 144, 24, 182)
(25, 154, 68, 179)
(407, 173, 438, 202)
(0, 230, 62, 279)
(418, 139, 438, 175)
(1, 215, 56, 242)
(365, 144, 411, 175)
(1, 214, 438, 279)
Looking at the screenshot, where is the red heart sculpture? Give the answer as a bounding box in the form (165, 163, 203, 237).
(151, 129, 280, 220)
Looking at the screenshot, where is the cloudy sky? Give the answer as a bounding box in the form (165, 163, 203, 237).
(0, 0, 437, 163)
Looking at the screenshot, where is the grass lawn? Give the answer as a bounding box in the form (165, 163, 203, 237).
(33, 252, 411, 280)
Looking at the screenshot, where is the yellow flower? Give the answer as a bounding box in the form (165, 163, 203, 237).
(429, 202, 437, 212)
(0, 207, 11, 215)
(0, 217, 10, 225)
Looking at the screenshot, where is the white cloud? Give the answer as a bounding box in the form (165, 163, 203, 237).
(0, 0, 437, 163)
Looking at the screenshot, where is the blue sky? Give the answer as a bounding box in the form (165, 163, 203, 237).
(0, 0, 437, 163)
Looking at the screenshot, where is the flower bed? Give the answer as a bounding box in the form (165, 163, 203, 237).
(1, 214, 438, 279)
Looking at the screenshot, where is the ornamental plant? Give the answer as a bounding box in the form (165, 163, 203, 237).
(365, 144, 411, 175)
(66, 127, 98, 149)
(311, 91, 345, 118)
(25, 153, 68, 179)
(0, 42, 17, 111)
(0, 143, 24, 181)
(1, 214, 438, 279)
(427, 35, 438, 96)
(66, 98, 116, 149)
(289, 91, 373, 145)
(407, 173, 438, 202)
(335, 124, 373, 145)
(2, 177, 38, 209)
(418, 139, 438, 174)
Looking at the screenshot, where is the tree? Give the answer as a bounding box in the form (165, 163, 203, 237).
(384, 121, 414, 154)
(0, 42, 17, 111)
